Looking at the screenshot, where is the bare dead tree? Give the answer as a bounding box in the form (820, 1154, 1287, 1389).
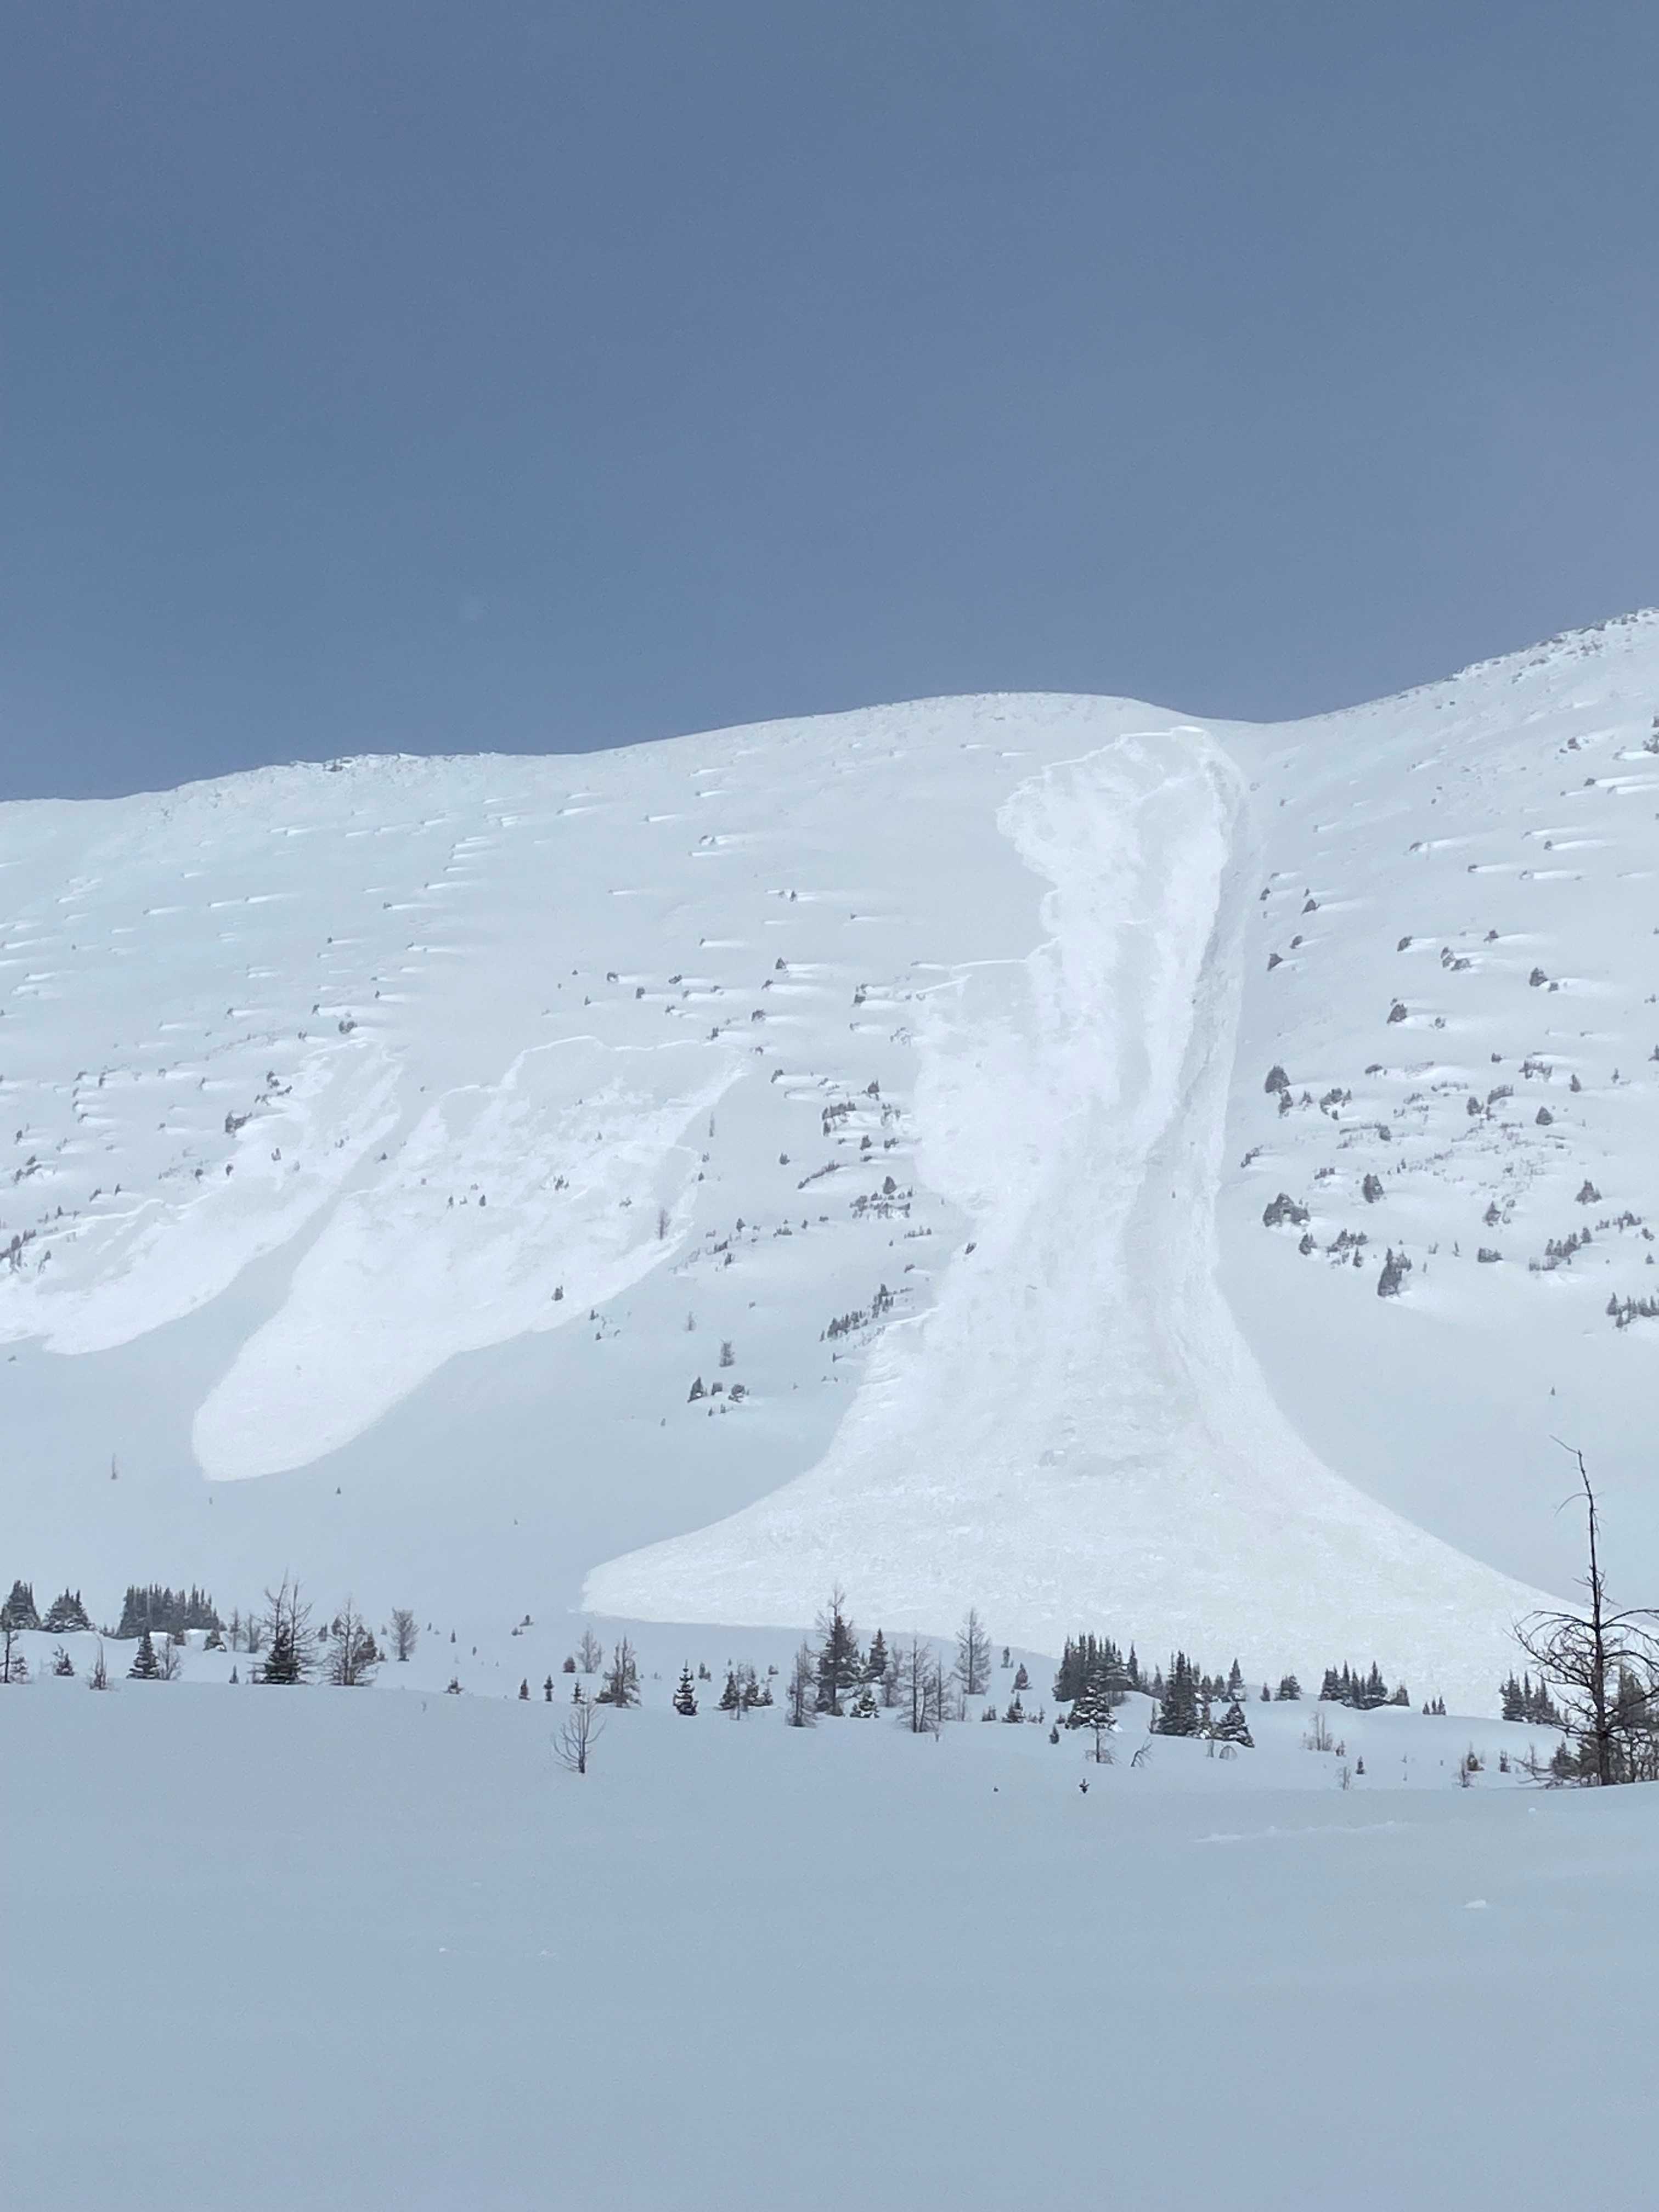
(577, 1627, 604, 1675)
(1514, 1446, 1659, 1785)
(900, 1635, 947, 1736)
(595, 1637, 640, 1707)
(326, 1599, 381, 1686)
(256, 1578, 314, 1685)
(390, 1609, 418, 1662)
(554, 1697, 605, 1775)
(785, 1641, 816, 1727)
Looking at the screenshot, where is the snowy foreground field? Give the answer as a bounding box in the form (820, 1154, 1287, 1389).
(3, 1660, 1655, 2212)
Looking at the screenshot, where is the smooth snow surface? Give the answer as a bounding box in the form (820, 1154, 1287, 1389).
(4, 1676, 1654, 2212)
(3, 614, 1658, 1707)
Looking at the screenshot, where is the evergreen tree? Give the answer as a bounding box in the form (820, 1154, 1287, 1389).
(1226, 1658, 1245, 1701)
(850, 1684, 878, 1718)
(1, 1581, 41, 1632)
(862, 1629, 889, 1685)
(1053, 1637, 1084, 1705)
(1213, 1700, 1255, 1747)
(673, 1666, 698, 1717)
(1013, 1662, 1030, 1693)
(52, 1644, 75, 1677)
(1065, 1672, 1117, 1735)
(518, 1679, 531, 1700)
(953, 1608, 992, 1699)
(718, 1668, 743, 1716)
(115, 1583, 221, 1639)
(256, 1579, 314, 1685)
(42, 1589, 91, 1634)
(1155, 1652, 1201, 1736)
(1068, 1671, 1118, 1758)
(814, 1588, 861, 1715)
(543, 1675, 554, 1701)
(128, 1630, 161, 1679)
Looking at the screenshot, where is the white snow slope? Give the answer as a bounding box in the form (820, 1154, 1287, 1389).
(3, 613, 1656, 1707)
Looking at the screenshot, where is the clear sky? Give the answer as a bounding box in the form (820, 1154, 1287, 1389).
(3, 2, 1655, 800)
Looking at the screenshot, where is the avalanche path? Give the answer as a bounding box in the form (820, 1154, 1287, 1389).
(588, 728, 1545, 1701)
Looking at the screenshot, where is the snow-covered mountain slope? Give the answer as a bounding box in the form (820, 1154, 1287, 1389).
(2, 614, 1655, 1705)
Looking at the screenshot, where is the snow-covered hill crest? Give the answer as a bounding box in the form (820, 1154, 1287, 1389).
(2, 614, 1656, 1706)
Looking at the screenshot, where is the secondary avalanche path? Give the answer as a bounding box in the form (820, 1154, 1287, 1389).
(588, 731, 1547, 1706)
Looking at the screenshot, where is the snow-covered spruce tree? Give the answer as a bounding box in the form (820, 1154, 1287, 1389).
(128, 1630, 161, 1680)
(1274, 1674, 1302, 1701)
(52, 1644, 75, 1677)
(1065, 1672, 1116, 1735)
(42, 1589, 91, 1634)
(862, 1628, 889, 1686)
(673, 1667, 698, 1716)
(1212, 1700, 1255, 1748)
(596, 1638, 640, 1708)
(1012, 1662, 1030, 1693)
(1, 1581, 41, 1632)
(1068, 1673, 1118, 1761)
(953, 1608, 992, 1701)
(814, 1587, 861, 1716)
(1154, 1653, 1201, 1736)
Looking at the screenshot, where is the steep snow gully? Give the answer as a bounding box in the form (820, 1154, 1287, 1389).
(588, 727, 1544, 1700)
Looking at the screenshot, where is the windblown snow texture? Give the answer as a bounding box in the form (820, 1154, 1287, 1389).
(2, 613, 1655, 1703)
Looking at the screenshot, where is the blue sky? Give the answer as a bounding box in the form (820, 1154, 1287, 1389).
(3, 2, 1655, 799)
